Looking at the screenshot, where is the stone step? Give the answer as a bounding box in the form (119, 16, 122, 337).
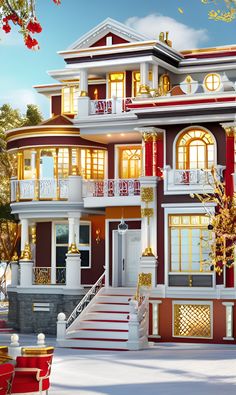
(66, 328, 128, 340)
(78, 320, 129, 330)
(57, 338, 128, 350)
(90, 303, 130, 312)
(86, 312, 129, 321)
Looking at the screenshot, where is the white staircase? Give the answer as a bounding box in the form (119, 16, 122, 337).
(59, 287, 135, 350)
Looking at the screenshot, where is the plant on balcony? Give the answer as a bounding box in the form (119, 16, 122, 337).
(191, 168, 236, 275)
(0, 0, 61, 49)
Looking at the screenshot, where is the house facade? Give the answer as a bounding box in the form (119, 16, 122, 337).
(6, 18, 236, 348)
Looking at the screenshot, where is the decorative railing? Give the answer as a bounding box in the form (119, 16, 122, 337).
(10, 178, 69, 202)
(83, 178, 140, 198)
(33, 267, 66, 285)
(66, 272, 105, 330)
(174, 169, 216, 185)
(90, 97, 133, 115)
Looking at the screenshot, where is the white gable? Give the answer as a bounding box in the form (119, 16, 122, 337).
(68, 18, 149, 50)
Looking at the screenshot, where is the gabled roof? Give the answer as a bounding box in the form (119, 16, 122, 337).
(68, 17, 149, 50)
(40, 114, 74, 126)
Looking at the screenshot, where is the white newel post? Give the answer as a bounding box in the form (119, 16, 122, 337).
(10, 262, 19, 286)
(139, 176, 158, 287)
(31, 150, 37, 179)
(127, 299, 140, 351)
(19, 261, 33, 287)
(68, 175, 83, 202)
(57, 313, 67, 341)
(66, 253, 82, 289)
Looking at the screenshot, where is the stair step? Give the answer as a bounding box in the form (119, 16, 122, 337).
(91, 304, 130, 312)
(78, 320, 129, 330)
(86, 312, 129, 321)
(66, 329, 128, 339)
(57, 338, 128, 350)
(97, 296, 132, 304)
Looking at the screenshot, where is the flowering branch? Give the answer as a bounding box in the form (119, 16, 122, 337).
(0, 0, 61, 49)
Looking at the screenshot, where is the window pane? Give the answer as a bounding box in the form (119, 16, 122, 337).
(80, 250, 90, 267)
(56, 224, 69, 244)
(80, 225, 89, 244)
(56, 246, 68, 267)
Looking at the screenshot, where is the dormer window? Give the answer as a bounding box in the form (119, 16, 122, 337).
(109, 73, 124, 98)
(176, 128, 215, 170)
(204, 73, 221, 92)
(106, 36, 113, 46)
(62, 85, 79, 114)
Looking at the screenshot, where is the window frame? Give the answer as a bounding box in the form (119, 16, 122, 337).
(108, 72, 125, 98)
(61, 85, 79, 115)
(114, 144, 142, 179)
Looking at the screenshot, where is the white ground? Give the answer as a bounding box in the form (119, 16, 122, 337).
(1, 334, 236, 395)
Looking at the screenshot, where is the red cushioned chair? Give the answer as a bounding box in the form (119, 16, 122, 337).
(11, 347, 54, 395)
(0, 363, 15, 395)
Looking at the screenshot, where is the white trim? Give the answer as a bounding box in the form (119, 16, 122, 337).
(164, 205, 216, 287)
(222, 302, 234, 340)
(149, 300, 162, 338)
(172, 300, 213, 339)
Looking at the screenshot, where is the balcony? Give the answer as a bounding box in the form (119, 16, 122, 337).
(11, 178, 69, 202)
(83, 178, 141, 207)
(163, 166, 225, 195)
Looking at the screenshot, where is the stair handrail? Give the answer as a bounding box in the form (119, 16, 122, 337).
(66, 271, 105, 329)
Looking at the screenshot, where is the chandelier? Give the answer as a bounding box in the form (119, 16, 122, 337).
(0, 0, 61, 49)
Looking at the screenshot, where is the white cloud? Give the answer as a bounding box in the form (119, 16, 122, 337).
(125, 14, 209, 50)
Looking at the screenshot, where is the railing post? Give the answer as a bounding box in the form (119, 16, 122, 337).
(66, 252, 82, 289)
(10, 261, 19, 286)
(19, 260, 33, 287)
(68, 175, 83, 202)
(127, 299, 140, 350)
(56, 313, 67, 341)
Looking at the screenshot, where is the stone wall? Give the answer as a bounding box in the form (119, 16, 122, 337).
(8, 291, 84, 335)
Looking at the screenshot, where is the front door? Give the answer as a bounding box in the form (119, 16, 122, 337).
(113, 229, 141, 287)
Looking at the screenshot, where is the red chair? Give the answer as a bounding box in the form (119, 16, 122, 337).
(0, 363, 15, 395)
(11, 347, 54, 395)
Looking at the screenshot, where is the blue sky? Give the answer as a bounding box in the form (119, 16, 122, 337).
(0, 0, 235, 118)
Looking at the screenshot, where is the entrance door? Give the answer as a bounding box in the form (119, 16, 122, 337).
(113, 230, 141, 287)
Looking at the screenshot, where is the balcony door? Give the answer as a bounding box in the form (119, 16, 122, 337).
(118, 146, 142, 179)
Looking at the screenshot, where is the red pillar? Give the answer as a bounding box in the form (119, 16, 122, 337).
(225, 127, 235, 287)
(143, 133, 153, 176)
(152, 132, 164, 177)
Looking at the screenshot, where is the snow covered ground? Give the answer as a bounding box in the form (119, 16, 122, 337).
(1, 334, 236, 395)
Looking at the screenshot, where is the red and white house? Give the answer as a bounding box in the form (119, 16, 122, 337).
(6, 18, 236, 349)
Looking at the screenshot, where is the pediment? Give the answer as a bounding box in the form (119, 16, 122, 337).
(68, 18, 149, 50)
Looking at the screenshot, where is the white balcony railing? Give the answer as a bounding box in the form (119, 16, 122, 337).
(83, 178, 140, 198)
(164, 166, 225, 195)
(11, 178, 69, 202)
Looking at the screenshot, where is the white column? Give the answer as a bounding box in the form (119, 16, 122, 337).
(20, 218, 29, 252)
(222, 302, 234, 340)
(31, 150, 37, 179)
(68, 217, 75, 246)
(152, 64, 158, 91)
(139, 62, 150, 96)
(149, 300, 162, 338)
(80, 69, 88, 96)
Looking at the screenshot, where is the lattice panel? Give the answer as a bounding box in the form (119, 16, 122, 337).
(174, 304, 211, 338)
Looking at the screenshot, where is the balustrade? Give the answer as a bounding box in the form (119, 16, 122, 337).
(33, 267, 66, 285)
(10, 179, 69, 202)
(84, 178, 140, 198)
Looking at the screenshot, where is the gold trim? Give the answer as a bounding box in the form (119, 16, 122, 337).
(22, 347, 54, 356)
(20, 243, 32, 261)
(181, 45, 236, 56)
(68, 243, 80, 254)
(142, 247, 155, 257)
(141, 187, 154, 203)
(225, 127, 236, 137)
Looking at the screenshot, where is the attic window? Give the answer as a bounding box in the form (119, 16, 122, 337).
(106, 36, 113, 46)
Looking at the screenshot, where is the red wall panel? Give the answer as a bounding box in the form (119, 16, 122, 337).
(91, 33, 128, 47)
(36, 222, 51, 268)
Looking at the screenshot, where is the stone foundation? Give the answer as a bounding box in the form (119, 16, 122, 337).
(8, 289, 85, 335)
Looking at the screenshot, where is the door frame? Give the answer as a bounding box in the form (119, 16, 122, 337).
(112, 229, 141, 287)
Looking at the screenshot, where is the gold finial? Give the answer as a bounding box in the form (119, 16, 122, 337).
(165, 31, 172, 47)
(68, 243, 80, 254)
(142, 247, 155, 257)
(20, 243, 32, 261)
(159, 31, 165, 43)
(11, 251, 19, 262)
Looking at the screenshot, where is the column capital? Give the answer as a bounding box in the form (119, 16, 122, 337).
(220, 122, 236, 137)
(135, 127, 165, 141)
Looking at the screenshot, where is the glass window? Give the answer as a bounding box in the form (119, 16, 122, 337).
(80, 149, 105, 179)
(55, 222, 91, 270)
(119, 146, 142, 179)
(62, 85, 79, 114)
(132, 71, 152, 97)
(169, 215, 212, 273)
(109, 73, 124, 98)
(176, 129, 215, 170)
(204, 73, 221, 92)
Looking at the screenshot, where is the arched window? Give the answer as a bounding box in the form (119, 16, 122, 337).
(176, 129, 215, 170)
